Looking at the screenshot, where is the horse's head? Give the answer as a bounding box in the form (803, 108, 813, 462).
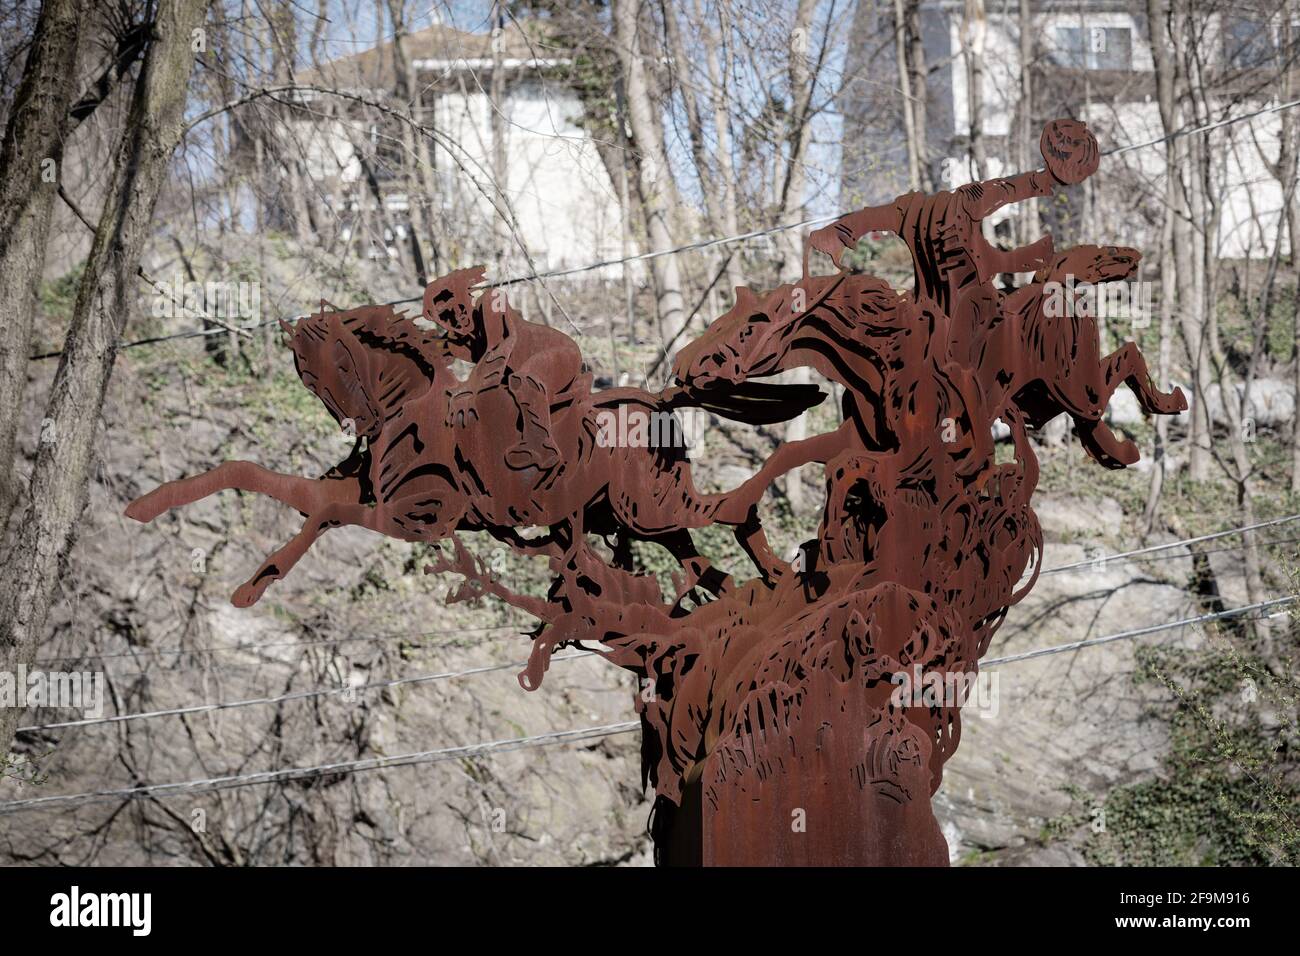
(287, 303, 451, 441)
(1035, 245, 1141, 285)
(287, 309, 384, 438)
(673, 287, 790, 388)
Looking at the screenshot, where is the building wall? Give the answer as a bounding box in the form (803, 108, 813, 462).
(845, 3, 1290, 259)
(289, 74, 631, 278)
(429, 75, 628, 279)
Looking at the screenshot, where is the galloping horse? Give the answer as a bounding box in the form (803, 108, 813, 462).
(992, 245, 1187, 468)
(125, 289, 826, 607)
(672, 271, 995, 487)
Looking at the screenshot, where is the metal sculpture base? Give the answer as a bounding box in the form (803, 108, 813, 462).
(654, 673, 949, 866)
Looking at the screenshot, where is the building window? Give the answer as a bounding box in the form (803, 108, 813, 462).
(1051, 25, 1133, 70)
(1224, 17, 1275, 69)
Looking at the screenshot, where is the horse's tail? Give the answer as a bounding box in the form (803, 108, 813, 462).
(665, 380, 827, 425)
(286, 304, 446, 439)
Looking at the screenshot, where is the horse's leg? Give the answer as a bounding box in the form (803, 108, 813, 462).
(710, 420, 855, 524)
(126, 461, 355, 523)
(1047, 340, 1186, 424)
(1103, 342, 1188, 415)
(1031, 340, 1180, 469)
(231, 502, 366, 607)
(733, 504, 786, 588)
(1074, 417, 1140, 470)
(694, 422, 855, 587)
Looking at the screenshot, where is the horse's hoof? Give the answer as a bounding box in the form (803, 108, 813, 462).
(231, 582, 264, 607)
(1115, 440, 1140, 466)
(124, 495, 159, 523)
(1078, 419, 1140, 469)
(1087, 438, 1140, 470)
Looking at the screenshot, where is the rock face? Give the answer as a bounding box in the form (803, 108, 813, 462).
(934, 501, 1202, 865)
(1172, 378, 1296, 429)
(2, 359, 652, 866)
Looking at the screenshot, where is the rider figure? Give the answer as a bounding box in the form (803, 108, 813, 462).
(808, 119, 1100, 322)
(422, 266, 586, 471)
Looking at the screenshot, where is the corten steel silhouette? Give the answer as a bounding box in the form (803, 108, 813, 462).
(126, 120, 1185, 866)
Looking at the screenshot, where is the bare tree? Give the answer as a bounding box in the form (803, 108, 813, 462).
(1143, 0, 1182, 528)
(0, 0, 82, 533)
(1015, 0, 1037, 244)
(388, 0, 432, 284)
(961, 0, 988, 181)
(0, 0, 211, 759)
(778, 0, 824, 515)
(613, 0, 687, 355)
(904, 0, 931, 191)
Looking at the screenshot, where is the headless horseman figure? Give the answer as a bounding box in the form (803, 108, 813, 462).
(423, 266, 586, 471)
(808, 119, 1100, 325)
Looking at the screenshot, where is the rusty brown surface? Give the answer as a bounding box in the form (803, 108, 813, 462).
(125, 120, 1184, 866)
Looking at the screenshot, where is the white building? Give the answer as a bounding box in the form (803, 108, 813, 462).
(288, 20, 632, 280)
(845, 1, 1293, 258)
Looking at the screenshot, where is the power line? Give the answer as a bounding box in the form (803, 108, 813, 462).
(38, 514, 1298, 669)
(0, 721, 641, 815)
(1104, 95, 1300, 157)
(1132, 532, 1300, 563)
(32, 95, 1300, 362)
(12, 592, 1294, 791)
(1039, 513, 1300, 575)
(6, 596, 1293, 815)
(17, 651, 592, 733)
(983, 596, 1296, 668)
(32, 622, 527, 666)
(24, 515, 1299, 700)
(5, 597, 1293, 814)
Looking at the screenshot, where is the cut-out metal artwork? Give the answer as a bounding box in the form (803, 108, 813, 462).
(126, 121, 1186, 865)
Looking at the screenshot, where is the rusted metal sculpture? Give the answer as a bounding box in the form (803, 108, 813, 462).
(126, 120, 1185, 865)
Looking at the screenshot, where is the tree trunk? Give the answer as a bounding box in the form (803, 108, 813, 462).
(267, 2, 313, 244)
(0, 0, 83, 534)
(0, 0, 211, 760)
(1143, 0, 1179, 529)
(779, 0, 819, 515)
(1016, 0, 1036, 244)
(1283, 15, 1300, 495)
(962, 0, 987, 181)
(905, 0, 931, 191)
(389, 0, 431, 285)
(490, 1, 510, 272)
(893, 0, 920, 191)
(697, 0, 744, 292)
(614, 0, 686, 357)
(1291, 197, 1300, 494)
(1162, 1, 1212, 481)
